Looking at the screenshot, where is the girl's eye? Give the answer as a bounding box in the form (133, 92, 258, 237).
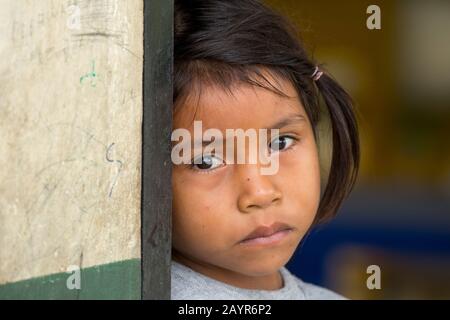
(191, 155, 224, 171)
(269, 136, 296, 153)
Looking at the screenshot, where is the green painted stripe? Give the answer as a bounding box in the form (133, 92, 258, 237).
(0, 259, 141, 300)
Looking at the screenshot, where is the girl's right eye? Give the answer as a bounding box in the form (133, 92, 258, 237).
(191, 155, 225, 172)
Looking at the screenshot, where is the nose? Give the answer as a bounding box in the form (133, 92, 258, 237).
(236, 164, 282, 213)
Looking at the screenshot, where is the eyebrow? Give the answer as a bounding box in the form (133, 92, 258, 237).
(190, 114, 307, 146)
(269, 114, 307, 130)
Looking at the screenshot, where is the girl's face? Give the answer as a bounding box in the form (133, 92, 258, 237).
(172, 76, 321, 282)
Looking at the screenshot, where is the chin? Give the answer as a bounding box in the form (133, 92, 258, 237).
(236, 254, 291, 277)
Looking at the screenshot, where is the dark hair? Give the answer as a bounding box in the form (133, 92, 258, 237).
(174, 0, 360, 223)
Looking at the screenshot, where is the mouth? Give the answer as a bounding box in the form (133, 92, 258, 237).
(239, 222, 294, 246)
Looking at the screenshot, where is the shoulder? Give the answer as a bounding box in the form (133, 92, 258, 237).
(171, 261, 347, 300)
(171, 260, 205, 299)
(171, 260, 244, 300)
(299, 281, 347, 300)
(281, 268, 347, 300)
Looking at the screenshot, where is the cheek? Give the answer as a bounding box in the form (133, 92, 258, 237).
(278, 142, 321, 221)
(172, 180, 208, 240)
(171, 170, 235, 250)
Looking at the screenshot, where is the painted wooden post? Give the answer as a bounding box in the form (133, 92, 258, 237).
(141, 0, 173, 300)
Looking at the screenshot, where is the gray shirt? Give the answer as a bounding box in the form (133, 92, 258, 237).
(171, 260, 346, 300)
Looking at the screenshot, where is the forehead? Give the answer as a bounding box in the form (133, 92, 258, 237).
(173, 77, 308, 131)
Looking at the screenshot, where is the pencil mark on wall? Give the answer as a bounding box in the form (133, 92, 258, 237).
(106, 143, 123, 198)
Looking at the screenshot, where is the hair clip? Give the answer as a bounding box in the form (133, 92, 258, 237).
(311, 66, 324, 81)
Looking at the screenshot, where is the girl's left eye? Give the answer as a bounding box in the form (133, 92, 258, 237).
(269, 136, 296, 153)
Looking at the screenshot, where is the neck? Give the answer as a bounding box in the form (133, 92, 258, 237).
(172, 250, 284, 291)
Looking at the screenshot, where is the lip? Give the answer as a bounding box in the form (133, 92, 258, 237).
(239, 222, 293, 246)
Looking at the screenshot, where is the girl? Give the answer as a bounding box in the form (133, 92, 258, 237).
(171, 0, 359, 299)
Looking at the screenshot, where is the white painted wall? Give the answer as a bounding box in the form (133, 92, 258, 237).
(0, 0, 143, 283)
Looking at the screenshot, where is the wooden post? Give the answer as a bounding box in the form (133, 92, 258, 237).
(141, 0, 174, 300)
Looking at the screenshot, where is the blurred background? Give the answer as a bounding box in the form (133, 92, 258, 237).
(264, 0, 450, 299)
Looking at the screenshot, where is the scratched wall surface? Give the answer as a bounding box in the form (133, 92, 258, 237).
(0, 0, 142, 289)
